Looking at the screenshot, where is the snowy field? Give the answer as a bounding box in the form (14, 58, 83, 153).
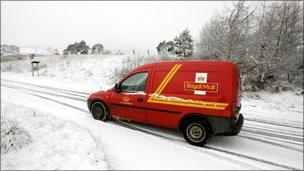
(0, 54, 155, 90)
(1, 54, 303, 170)
(1, 101, 109, 170)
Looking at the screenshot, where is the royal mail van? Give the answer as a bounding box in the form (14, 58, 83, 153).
(87, 60, 243, 146)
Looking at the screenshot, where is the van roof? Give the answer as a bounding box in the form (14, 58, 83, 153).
(136, 60, 237, 70)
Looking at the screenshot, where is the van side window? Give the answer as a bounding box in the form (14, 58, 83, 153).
(120, 72, 148, 93)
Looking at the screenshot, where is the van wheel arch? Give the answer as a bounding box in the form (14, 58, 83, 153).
(178, 114, 213, 134)
(89, 99, 108, 112)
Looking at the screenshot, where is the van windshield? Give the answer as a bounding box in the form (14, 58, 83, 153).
(120, 72, 148, 93)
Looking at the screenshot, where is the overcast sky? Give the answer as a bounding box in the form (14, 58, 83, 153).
(1, 1, 232, 55)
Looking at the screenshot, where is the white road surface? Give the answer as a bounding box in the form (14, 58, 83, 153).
(1, 73, 303, 170)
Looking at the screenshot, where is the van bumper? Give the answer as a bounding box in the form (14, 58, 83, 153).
(208, 114, 244, 136)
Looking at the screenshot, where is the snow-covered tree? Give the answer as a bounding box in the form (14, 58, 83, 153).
(1, 44, 20, 55)
(91, 43, 104, 54)
(197, 1, 303, 91)
(197, 1, 254, 61)
(77, 40, 90, 54)
(63, 40, 90, 55)
(245, 1, 303, 91)
(156, 41, 175, 56)
(174, 28, 194, 58)
(156, 41, 166, 55)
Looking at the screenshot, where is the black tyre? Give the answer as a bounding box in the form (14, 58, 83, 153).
(182, 120, 212, 146)
(91, 102, 108, 121)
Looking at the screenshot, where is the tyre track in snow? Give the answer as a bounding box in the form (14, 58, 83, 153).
(2, 79, 302, 130)
(242, 128, 303, 143)
(6, 86, 298, 170)
(99, 120, 302, 170)
(245, 125, 303, 137)
(16, 79, 303, 152)
(1, 83, 302, 170)
(2, 78, 303, 146)
(245, 117, 303, 130)
(1, 83, 87, 102)
(1, 79, 90, 97)
(4, 82, 302, 145)
(244, 112, 303, 127)
(237, 135, 303, 152)
(2, 81, 303, 143)
(1, 84, 260, 169)
(2, 82, 303, 147)
(241, 132, 303, 146)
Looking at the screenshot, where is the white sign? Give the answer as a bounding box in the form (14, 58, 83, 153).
(194, 73, 207, 95)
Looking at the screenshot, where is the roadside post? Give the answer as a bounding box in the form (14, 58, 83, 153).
(31, 61, 40, 77)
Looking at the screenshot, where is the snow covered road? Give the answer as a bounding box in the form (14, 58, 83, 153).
(1, 74, 303, 170)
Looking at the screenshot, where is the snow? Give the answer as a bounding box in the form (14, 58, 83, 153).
(0, 83, 247, 170)
(1, 54, 303, 170)
(1, 54, 131, 92)
(1, 101, 109, 170)
(242, 91, 303, 125)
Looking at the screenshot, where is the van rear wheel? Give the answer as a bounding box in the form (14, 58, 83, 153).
(183, 120, 211, 146)
(91, 102, 108, 121)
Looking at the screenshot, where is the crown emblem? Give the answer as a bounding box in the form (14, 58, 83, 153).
(123, 96, 130, 102)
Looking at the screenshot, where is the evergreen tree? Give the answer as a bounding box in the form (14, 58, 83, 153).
(174, 28, 194, 58)
(167, 41, 175, 54)
(156, 41, 167, 55)
(156, 40, 176, 56)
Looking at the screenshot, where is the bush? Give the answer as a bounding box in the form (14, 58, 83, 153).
(1, 120, 32, 154)
(109, 56, 140, 84)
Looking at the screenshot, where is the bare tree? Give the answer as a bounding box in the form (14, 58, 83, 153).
(197, 1, 254, 61)
(246, 1, 303, 91)
(197, 1, 303, 91)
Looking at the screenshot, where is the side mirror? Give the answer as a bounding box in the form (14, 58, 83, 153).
(114, 83, 120, 92)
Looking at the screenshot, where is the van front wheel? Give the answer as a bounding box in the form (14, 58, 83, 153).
(183, 120, 211, 146)
(91, 102, 108, 121)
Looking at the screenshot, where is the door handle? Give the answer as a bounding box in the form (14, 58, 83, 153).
(137, 98, 144, 102)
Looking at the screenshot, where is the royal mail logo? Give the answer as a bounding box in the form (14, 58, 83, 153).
(184, 82, 218, 93)
(197, 76, 205, 82)
(123, 96, 130, 102)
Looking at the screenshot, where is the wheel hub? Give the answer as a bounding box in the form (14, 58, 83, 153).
(186, 123, 206, 143)
(94, 106, 103, 117)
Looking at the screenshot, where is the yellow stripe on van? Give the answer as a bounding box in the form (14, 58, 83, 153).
(154, 64, 179, 94)
(147, 64, 228, 110)
(156, 64, 181, 94)
(148, 94, 228, 110)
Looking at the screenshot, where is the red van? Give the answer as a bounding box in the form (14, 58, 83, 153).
(87, 60, 243, 146)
